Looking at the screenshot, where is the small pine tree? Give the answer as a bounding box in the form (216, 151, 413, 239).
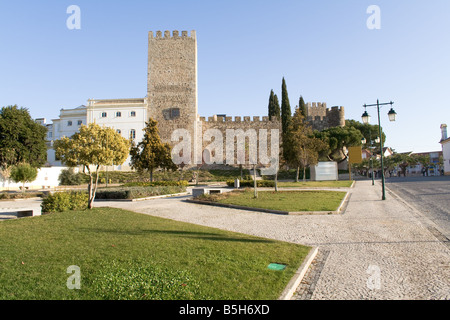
(130, 118, 176, 182)
(10, 163, 38, 192)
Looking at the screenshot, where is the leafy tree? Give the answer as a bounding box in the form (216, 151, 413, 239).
(10, 163, 38, 192)
(287, 108, 327, 181)
(412, 154, 431, 168)
(390, 153, 417, 177)
(0, 105, 47, 172)
(314, 126, 363, 163)
(346, 119, 386, 154)
(130, 118, 176, 182)
(54, 123, 130, 209)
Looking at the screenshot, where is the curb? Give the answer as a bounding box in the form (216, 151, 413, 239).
(278, 246, 319, 300)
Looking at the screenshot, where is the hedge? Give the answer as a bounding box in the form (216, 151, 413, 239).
(226, 180, 275, 187)
(95, 186, 186, 200)
(122, 180, 189, 187)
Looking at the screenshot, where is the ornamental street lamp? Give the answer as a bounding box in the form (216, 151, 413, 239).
(362, 100, 396, 200)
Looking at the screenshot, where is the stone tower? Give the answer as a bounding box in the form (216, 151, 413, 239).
(147, 30, 198, 145)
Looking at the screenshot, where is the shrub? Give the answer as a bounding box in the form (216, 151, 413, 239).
(41, 191, 88, 213)
(58, 168, 86, 185)
(226, 180, 275, 187)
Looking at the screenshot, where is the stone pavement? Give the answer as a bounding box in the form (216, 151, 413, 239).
(94, 180, 448, 299)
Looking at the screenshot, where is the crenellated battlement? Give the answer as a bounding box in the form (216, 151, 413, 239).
(198, 115, 279, 124)
(305, 102, 345, 131)
(149, 30, 196, 40)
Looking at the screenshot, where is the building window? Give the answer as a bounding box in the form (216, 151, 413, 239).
(77, 120, 82, 126)
(101, 112, 107, 118)
(130, 129, 136, 140)
(116, 111, 122, 118)
(48, 132, 53, 138)
(67, 121, 72, 126)
(163, 107, 180, 120)
(130, 111, 136, 117)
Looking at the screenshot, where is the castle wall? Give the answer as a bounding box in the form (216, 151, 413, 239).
(197, 116, 281, 167)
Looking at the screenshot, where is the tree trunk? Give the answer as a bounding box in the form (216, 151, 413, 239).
(303, 167, 307, 182)
(88, 167, 100, 209)
(87, 174, 94, 209)
(150, 169, 153, 182)
(274, 169, 278, 192)
(296, 167, 300, 182)
(253, 164, 258, 198)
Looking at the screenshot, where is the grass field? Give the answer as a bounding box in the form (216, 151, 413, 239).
(0, 208, 310, 300)
(201, 189, 347, 212)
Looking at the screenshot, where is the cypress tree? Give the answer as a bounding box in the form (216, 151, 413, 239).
(268, 90, 275, 120)
(281, 77, 293, 161)
(281, 78, 292, 133)
(299, 95, 307, 121)
(273, 94, 281, 120)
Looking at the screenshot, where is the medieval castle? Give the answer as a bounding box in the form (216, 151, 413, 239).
(45, 30, 345, 169)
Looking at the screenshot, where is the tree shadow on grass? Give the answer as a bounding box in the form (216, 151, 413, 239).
(76, 227, 275, 243)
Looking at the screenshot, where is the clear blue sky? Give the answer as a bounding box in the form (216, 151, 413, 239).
(1, 0, 449, 153)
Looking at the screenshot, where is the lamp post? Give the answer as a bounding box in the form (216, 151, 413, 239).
(362, 100, 397, 200)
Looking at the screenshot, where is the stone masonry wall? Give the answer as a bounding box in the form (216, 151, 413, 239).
(147, 30, 198, 147)
(197, 116, 281, 167)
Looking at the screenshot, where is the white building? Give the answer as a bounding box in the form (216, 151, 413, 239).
(440, 124, 450, 175)
(46, 98, 147, 170)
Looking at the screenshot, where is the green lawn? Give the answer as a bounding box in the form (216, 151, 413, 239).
(276, 180, 353, 188)
(0, 208, 310, 300)
(203, 189, 347, 212)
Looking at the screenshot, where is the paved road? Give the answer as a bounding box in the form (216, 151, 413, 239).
(386, 175, 450, 239)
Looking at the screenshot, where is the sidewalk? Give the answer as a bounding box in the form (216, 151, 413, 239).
(94, 180, 450, 299)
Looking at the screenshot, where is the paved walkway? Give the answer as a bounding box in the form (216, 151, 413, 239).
(90, 180, 447, 299)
